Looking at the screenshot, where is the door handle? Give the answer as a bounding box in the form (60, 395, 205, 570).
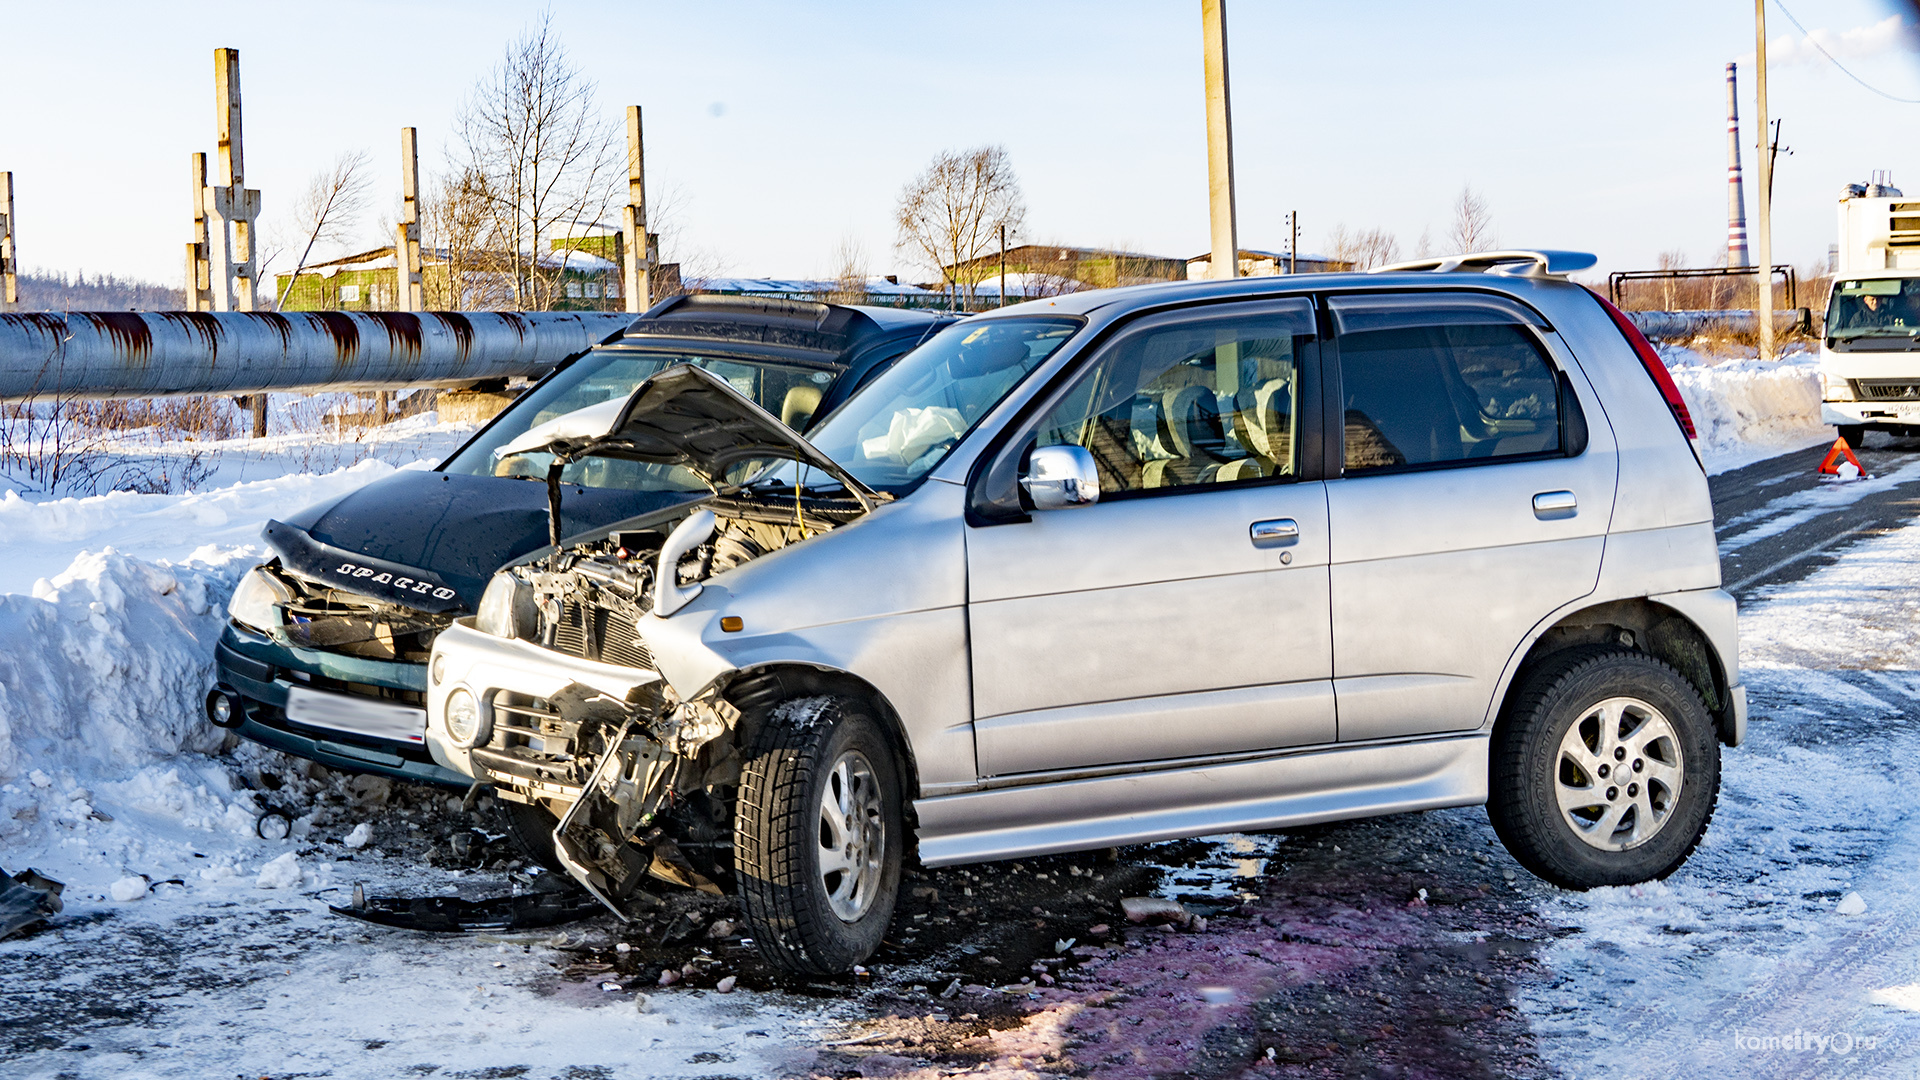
(1532, 490, 1577, 519)
(1250, 518, 1300, 548)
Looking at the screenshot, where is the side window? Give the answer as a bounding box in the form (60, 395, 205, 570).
(1032, 313, 1307, 497)
(1339, 322, 1561, 473)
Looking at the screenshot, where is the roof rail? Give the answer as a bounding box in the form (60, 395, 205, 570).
(1370, 250, 1597, 280)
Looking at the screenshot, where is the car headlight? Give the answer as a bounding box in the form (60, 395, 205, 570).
(475, 572, 536, 640)
(1822, 373, 1856, 402)
(443, 687, 489, 749)
(227, 567, 294, 632)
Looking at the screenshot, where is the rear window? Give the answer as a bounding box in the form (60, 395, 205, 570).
(1340, 323, 1562, 473)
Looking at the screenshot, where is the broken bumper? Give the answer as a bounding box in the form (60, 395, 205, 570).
(214, 624, 469, 788)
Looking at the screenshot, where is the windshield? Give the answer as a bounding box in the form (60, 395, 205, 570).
(442, 348, 839, 491)
(791, 317, 1080, 493)
(1829, 278, 1920, 340)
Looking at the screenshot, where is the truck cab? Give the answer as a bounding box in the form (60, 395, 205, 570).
(1820, 179, 1920, 444)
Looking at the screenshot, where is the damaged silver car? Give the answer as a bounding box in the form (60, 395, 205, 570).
(427, 252, 1744, 975)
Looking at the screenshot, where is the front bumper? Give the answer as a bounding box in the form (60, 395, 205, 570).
(1822, 401, 1920, 428)
(424, 618, 663, 789)
(214, 623, 469, 788)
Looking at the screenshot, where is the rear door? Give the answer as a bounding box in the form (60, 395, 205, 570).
(1321, 292, 1618, 740)
(965, 298, 1336, 778)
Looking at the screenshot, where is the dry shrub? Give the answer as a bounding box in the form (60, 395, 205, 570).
(0, 397, 222, 496)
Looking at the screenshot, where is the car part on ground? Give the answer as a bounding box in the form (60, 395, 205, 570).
(0, 868, 63, 939)
(425, 254, 1743, 974)
(330, 873, 604, 933)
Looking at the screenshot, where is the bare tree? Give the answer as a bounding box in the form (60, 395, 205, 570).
(269, 151, 373, 309)
(1656, 248, 1687, 310)
(895, 146, 1027, 306)
(1447, 185, 1496, 254)
(1325, 224, 1401, 270)
(423, 166, 508, 309)
(453, 13, 622, 310)
(825, 234, 868, 304)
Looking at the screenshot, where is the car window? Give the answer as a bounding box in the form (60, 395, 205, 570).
(1030, 312, 1307, 496)
(441, 350, 838, 492)
(796, 318, 1080, 494)
(1338, 322, 1561, 474)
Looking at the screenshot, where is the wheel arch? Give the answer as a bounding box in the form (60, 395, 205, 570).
(715, 661, 923, 825)
(1494, 598, 1736, 746)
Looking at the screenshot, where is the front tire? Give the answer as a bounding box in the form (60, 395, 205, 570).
(502, 799, 566, 874)
(1489, 648, 1720, 889)
(735, 695, 904, 975)
(1838, 424, 1866, 449)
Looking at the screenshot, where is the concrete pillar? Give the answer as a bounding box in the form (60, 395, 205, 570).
(185, 153, 213, 312)
(621, 105, 651, 314)
(0, 172, 16, 312)
(396, 127, 424, 312)
(205, 48, 267, 434)
(1201, 0, 1239, 280)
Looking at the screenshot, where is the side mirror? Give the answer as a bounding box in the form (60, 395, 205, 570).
(1020, 445, 1101, 510)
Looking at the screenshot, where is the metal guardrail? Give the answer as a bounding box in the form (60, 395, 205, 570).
(0, 310, 635, 401)
(1608, 265, 1797, 309)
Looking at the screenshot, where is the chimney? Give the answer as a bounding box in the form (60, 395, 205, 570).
(1725, 62, 1752, 268)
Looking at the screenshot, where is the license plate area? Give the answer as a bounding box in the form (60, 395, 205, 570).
(283, 685, 426, 744)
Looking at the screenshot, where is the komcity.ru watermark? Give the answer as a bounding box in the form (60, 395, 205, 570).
(1734, 1030, 1881, 1055)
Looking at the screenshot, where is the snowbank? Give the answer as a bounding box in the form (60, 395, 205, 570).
(1657, 344, 1829, 474)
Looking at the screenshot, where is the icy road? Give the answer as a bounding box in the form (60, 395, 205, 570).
(6, 420, 1920, 1077)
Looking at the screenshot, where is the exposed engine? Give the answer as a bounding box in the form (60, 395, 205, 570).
(463, 485, 872, 915)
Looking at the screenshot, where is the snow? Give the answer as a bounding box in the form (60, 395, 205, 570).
(1658, 343, 1832, 474)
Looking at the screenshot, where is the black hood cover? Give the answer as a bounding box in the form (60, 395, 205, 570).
(266, 469, 695, 611)
(499, 364, 876, 504)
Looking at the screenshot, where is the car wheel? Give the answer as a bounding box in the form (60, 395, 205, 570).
(734, 695, 903, 975)
(1838, 424, 1866, 449)
(1488, 648, 1720, 889)
(502, 799, 566, 874)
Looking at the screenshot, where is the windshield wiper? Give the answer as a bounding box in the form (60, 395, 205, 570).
(1831, 327, 1920, 340)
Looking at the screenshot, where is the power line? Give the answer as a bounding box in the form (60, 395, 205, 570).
(1770, 0, 1920, 104)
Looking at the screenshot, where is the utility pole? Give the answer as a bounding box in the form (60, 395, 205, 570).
(621, 105, 651, 315)
(204, 48, 266, 433)
(185, 154, 213, 311)
(998, 223, 1008, 308)
(1201, 0, 1238, 280)
(1288, 211, 1299, 274)
(396, 128, 424, 312)
(1753, 1, 1775, 362)
(0, 173, 16, 312)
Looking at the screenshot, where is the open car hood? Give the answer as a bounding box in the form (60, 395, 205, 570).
(496, 364, 877, 506)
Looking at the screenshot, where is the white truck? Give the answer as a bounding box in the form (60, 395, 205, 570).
(1821, 178, 1920, 446)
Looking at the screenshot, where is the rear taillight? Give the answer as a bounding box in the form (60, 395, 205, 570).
(1588, 289, 1697, 440)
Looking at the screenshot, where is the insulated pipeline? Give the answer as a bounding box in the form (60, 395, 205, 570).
(0, 310, 636, 400)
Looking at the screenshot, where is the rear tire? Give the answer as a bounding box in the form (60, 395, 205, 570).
(1838, 424, 1866, 449)
(1488, 648, 1719, 889)
(735, 695, 903, 975)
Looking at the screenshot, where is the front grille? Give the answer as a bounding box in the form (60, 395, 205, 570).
(549, 600, 655, 669)
(1852, 379, 1920, 401)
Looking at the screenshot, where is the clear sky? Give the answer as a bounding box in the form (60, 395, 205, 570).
(5, 1, 1919, 288)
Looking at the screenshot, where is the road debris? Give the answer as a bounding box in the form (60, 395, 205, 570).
(0, 868, 63, 937)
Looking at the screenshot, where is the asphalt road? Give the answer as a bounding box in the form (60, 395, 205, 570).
(1713, 436, 1920, 599)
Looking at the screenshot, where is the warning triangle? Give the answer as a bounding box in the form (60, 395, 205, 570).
(1817, 437, 1865, 476)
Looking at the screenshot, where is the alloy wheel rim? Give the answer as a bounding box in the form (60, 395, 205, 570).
(817, 749, 885, 922)
(1554, 696, 1685, 851)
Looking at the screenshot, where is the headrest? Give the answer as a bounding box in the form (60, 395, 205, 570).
(781, 385, 824, 430)
(1231, 377, 1291, 462)
(1157, 385, 1226, 461)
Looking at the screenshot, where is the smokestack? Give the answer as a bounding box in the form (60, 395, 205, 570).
(1725, 62, 1752, 268)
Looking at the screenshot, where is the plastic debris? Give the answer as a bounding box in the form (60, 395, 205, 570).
(2, 868, 65, 936)
(1119, 896, 1189, 925)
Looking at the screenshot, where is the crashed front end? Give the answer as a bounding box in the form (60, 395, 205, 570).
(426, 364, 875, 915)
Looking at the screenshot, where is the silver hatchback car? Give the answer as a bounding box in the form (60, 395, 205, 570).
(426, 250, 1742, 974)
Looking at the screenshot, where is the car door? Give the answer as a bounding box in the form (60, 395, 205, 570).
(1321, 291, 1618, 741)
(965, 298, 1336, 778)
